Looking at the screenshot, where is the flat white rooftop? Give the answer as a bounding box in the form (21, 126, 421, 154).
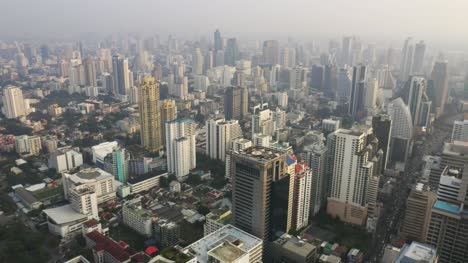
(43, 204, 87, 225)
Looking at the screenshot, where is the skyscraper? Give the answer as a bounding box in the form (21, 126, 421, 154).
(84, 57, 97, 87)
(387, 98, 413, 163)
(372, 114, 392, 173)
(412, 41, 426, 75)
(262, 40, 280, 65)
(102, 73, 114, 94)
(407, 76, 431, 127)
(112, 55, 130, 95)
(229, 146, 293, 241)
(165, 119, 196, 180)
(160, 99, 177, 146)
(300, 143, 327, 216)
(291, 161, 313, 231)
(431, 61, 449, 118)
(206, 118, 243, 161)
(192, 48, 204, 75)
(224, 38, 239, 66)
(1, 86, 26, 119)
(327, 127, 381, 226)
(341, 36, 353, 65)
(400, 37, 414, 81)
(214, 29, 223, 51)
(348, 65, 367, 117)
(139, 77, 163, 151)
(224, 86, 248, 120)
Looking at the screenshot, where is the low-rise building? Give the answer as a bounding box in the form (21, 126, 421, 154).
(269, 234, 317, 263)
(126, 170, 167, 194)
(62, 168, 118, 204)
(122, 198, 153, 237)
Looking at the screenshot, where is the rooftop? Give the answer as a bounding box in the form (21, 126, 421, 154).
(43, 204, 87, 225)
(277, 235, 317, 257)
(86, 231, 130, 262)
(127, 170, 167, 185)
(208, 242, 247, 263)
(396, 242, 437, 263)
(232, 146, 287, 163)
(66, 168, 113, 183)
(14, 187, 40, 205)
(186, 225, 262, 263)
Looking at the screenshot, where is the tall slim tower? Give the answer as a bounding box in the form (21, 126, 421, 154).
(412, 41, 426, 75)
(431, 61, 449, 118)
(224, 38, 239, 66)
(112, 55, 130, 95)
(84, 57, 97, 87)
(372, 114, 392, 173)
(400, 37, 414, 81)
(165, 120, 197, 180)
(348, 65, 367, 117)
(214, 29, 223, 51)
(139, 77, 162, 151)
(229, 146, 293, 241)
(192, 48, 204, 75)
(1, 86, 26, 119)
(160, 99, 177, 145)
(206, 118, 242, 161)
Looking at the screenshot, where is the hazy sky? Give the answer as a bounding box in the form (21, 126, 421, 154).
(2, 0, 468, 49)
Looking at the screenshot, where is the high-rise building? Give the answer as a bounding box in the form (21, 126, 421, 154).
(1, 86, 27, 119)
(139, 77, 163, 151)
(252, 104, 275, 139)
(412, 41, 426, 75)
(224, 86, 248, 121)
(48, 147, 83, 173)
(291, 161, 312, 231)
(399, 183, 437, 242)
(387, 98, 413, 163)
(165, 119, 196, 180)
(40, 44, 49, 64)
(112, 55, 130, 95)
(69, 184, 99, 219)
(400, 37, 414, 81)
(224, 38, 239, 66)
(341, 36, 353, 65)
(372, 114, 392, 172)
(300, 142, 327, 216)
(214, 29, 223, 51)
(407, 76, 432, 127)
(425, 166, 468, 263)
(451, 120, 468, 142)
(327, 127, 382, 226)
(310, 65, 324, 91)
(102, 73, 114, 94)
(429, 141, 468, 188)
(192, 48, 204, 75)
(15, 135, 42, 155)
(348, 65, 367, 118)
(364, 78, 379, 116)
(262, 40, 280, 65)
(103, 146, 130, 183)
(229, 146, 293, 241)
(84, 57, 97, 87)
(431, 61, 449, 118)
(337, 66, 352, 101)
(160, 99, 177, 145)
(289, 66, 308, 91)
(206, 118, 242, 161)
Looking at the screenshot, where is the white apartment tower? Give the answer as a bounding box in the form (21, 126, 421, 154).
(2, 86, 27, 119)
(166, 119, 197, 180)
(206, 118, 243, 161)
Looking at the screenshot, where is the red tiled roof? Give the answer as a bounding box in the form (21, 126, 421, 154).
(83, 219, 99, 228)
(86, 231, 130, 262)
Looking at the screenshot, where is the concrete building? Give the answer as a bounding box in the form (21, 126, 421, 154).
(139, 77, 163, 151)
(322, 118, 341, 133)
(185, 224, 263, 263)
(204, 209, 232, 236)
(431, 61, 449, 118)
(122, 198, 153, 237)
(326, 127, 382, 226)
(291, 162, 312, 231)
(395, 242, 438, 263)
(348, 65, 367, 118)
(126, 171, 167, 194)
(269, 234, 317, 263)
(262, 40, 280, 65)
(62, 168, 117, 204)
(103, 146, 130, 183)
(372, 114, 392, 173)
(48, 147, 83, 172)
(1, 86, 27, 119)
(160, 99, 177, 145)
(15, 135, 42, 155)
(399, 183, 437, 242)
(224, 86, 248, 121)
(407, 76, 432, 128)
(91, 141, 119, 166)
(429, 141, 468, 187)
(387, 97, 413, 164)
(300, 142, 327, 216)
(451, 120, 468, 142)
(229, 146, 294, 241)
(166, 119, 196, 179)
(111, 55, 130, 95)
(206, 118, 243, 161)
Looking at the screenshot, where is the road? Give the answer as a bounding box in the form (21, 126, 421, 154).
(366, 111, 462, 262)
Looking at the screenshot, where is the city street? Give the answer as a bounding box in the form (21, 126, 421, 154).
(366, 111, 462, 262)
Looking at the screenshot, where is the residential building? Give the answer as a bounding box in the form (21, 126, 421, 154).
(451, 120, 468, 142)
(15, 135, 42, 155)
(111, 55, 130, 95)
(103, 146, 130, 183)
(203, 209, 232, 236)
(160, 99, 177, 145)
(166, 119, 197, 179)
(91, 141, 119, 166)
(224, 86, 248, 120)
(322, 118, 341, 133)
(1, 86, 27, 118)
(139, 76, 163, 151)
(395, 242, 438, 263)
(206, 118, 243, 161)
(48, 147, 83, 172)
(291, 162, 312, 231)
(122, 198, 153, 237)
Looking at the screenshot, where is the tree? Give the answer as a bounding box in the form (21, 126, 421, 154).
(197, 205, 210, 216)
